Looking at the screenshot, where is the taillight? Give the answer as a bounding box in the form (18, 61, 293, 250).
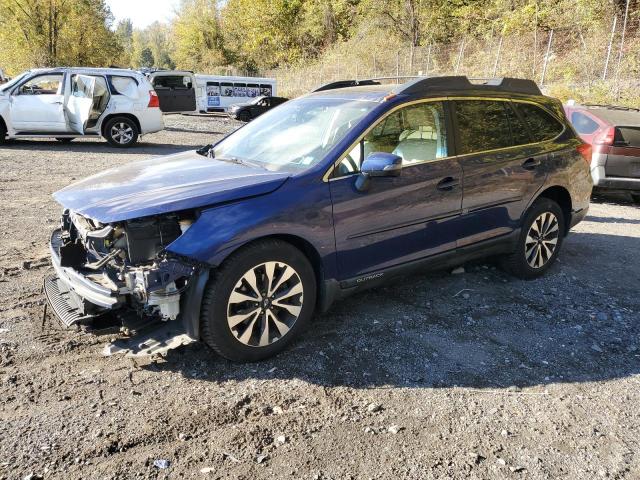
(148, 90, 160, 108)
(593, 126, 615, 146)
(576, 143, 592, 165)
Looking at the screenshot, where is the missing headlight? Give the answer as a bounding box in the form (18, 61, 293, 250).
(124, 216, 182, 264)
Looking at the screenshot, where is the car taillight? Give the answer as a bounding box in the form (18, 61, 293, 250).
(593, 126, 615, 146)
(148, 90, 160, 108)
(576, 143, 592, 165)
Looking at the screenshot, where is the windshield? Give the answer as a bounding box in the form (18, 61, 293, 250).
(249, 96, 265, 105)
(0, 71, 29, 92)
(213, 97, 378, 172)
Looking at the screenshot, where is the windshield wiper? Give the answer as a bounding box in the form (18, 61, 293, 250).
(215, 155, 265, 169)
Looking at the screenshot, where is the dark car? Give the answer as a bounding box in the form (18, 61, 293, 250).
(45, 76, 592, 362)
(228, 95, 288, 122)
(565, 102, 640, 202)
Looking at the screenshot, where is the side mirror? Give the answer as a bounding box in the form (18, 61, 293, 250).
(355, 152, 402, 191)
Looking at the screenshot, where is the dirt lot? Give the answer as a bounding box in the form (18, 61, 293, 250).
(1, 115, 639, 479)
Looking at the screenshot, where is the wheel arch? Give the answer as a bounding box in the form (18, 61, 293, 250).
(533, 185, 572, 235)
(213, 233, 326, 309)
(100, 113, 141, 137)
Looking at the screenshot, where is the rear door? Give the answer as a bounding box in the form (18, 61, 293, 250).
(65, 74, 96, 134)
(605, 126, 640, 179)
(150, 73, 197, 113)
(453, 99, 551, 247)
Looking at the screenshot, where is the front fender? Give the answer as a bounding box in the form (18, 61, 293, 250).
(166, 176, 338, 278)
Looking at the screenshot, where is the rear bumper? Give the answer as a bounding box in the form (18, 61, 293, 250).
(592, 174, 640, 192)
(49, 229, 121, 312)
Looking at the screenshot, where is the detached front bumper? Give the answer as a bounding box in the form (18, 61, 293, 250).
(46, 229, 122, 326)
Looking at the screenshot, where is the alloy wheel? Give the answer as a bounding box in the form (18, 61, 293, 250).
(226, 261, 304, 347)
(525, 212, 559, 269)
(110, 122, 134, 144)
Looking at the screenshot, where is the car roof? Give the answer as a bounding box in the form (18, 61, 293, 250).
(24, 67, 143, 77)
(574, 105, 640, 127)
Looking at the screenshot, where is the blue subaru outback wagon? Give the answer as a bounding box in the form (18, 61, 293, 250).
(45, 76, 593, 361)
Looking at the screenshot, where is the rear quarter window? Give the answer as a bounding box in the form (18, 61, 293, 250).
(514, 103, 564, 142)
(109, 75, 138, 97)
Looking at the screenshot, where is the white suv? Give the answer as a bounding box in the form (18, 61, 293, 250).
(0, 67, 164, 147)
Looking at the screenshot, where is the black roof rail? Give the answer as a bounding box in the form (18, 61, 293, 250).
(312, 75, 542, 96)
(394, 76, 542, 96)
(313, 79, 381, 92)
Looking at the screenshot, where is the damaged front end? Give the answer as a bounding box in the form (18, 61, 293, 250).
(45, 209, 206, 356)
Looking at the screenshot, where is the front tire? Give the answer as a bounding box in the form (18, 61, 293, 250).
(238, 110, 251, 122)
(200, 240, 317, 362)
(0, 121, 6, 144)
(104, 116, 139, 147)
(501, 198, 565, 279)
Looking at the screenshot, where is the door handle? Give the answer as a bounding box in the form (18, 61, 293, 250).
(522, 158, 540, 170)
(437, 176, 459, 191)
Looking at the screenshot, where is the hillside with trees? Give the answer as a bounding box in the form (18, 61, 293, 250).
(0, 0, 638, 104)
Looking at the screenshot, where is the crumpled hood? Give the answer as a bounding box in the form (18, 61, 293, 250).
(53, 151, 289, 223)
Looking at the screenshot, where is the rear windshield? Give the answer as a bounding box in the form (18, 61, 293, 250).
(571, 111, 599, 135)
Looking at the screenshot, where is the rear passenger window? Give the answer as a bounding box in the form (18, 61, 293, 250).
(506, 104, 531, 145)
(571, 112, 599, 135)
(455, 100, 512, 155)
(514, 103, 564, 142)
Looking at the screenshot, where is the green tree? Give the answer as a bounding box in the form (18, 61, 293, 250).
(139, 47, 155, 68)
(173, 0, 227, 72)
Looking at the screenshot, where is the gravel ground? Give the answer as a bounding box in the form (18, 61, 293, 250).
(1, 114, 639, 479)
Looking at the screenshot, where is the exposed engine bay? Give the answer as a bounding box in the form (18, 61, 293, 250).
(46, 209, 202, 355)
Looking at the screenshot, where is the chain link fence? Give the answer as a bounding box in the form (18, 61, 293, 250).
(267, 25, 640, 105)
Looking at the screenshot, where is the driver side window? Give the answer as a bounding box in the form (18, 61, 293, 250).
(334, 101, 448, 178)
(18, 74, 63, 95)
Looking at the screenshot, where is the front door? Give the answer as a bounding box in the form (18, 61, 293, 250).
(10, 73, 67, 132)
(329, 100, 463, 280)
(452, 99, 552, 247)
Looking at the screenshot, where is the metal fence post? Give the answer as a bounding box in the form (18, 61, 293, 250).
(492, 36, 503, 77)
(540, 29, 554, 86)
(603, 15, 617, 80)
(614, 0, 630, 98)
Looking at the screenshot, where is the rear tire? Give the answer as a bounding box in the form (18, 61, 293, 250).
(200, 240, 316, 362)
(104, 116, 139, 147)
(500, 198, 565, 279)
(0, 121, 6, 144)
